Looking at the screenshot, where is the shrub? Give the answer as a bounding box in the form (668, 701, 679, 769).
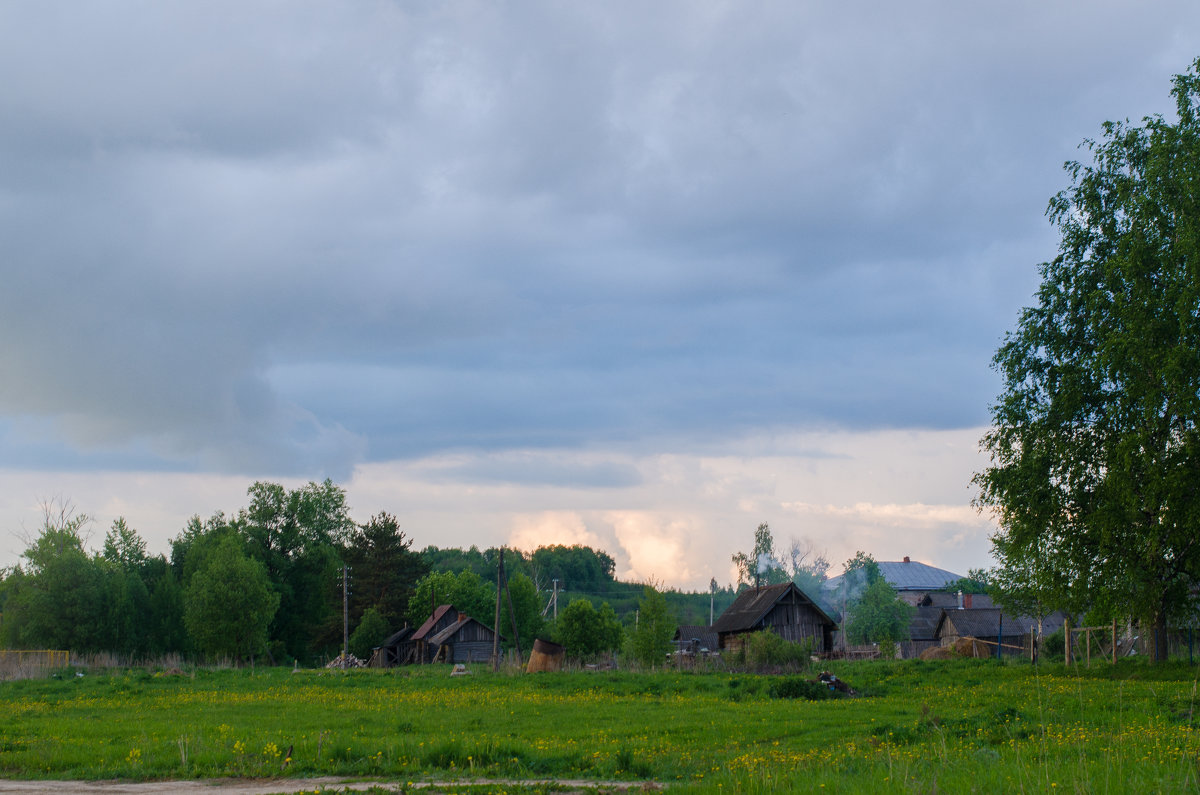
(742, 631, 814, 670)
(768, 675, 835, 700)
(1041, 628, 1066, 662)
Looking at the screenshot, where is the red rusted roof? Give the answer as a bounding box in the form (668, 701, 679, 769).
(412, 604, 456, 640)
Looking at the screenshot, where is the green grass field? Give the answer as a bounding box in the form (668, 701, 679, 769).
(0, 658, 1197, 793)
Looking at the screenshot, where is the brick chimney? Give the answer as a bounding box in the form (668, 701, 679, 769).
(964, 593, 973, 609)
(903, 555, 910, 563)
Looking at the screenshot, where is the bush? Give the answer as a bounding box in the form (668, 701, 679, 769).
(1041, 628, 1065, 662)
(742, 631, 814, 670)
(349, 607, 390, 661)
(768, 675, 835, 700)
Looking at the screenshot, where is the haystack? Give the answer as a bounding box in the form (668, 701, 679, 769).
(526, 638, 565, 673)
(919, 637, 993, 660)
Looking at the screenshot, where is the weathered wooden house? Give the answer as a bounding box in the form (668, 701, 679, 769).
(374, 604, 501, 665)
(711, 582, 837, 653)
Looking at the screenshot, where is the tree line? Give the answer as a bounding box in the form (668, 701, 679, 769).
(0, 482, 682, 666)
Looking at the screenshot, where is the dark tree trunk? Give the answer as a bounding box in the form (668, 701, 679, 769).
(1152, 614, 1169, 663)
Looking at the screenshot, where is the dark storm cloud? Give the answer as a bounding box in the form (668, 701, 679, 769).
(2, 1, 1199, 476)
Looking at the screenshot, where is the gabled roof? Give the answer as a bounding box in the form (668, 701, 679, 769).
(427, 615, 499, 646)
(674, 625, 719, 650)
(908, 605, 945, 642)
(412, 604, 457, 640)
(711, 582, 837, 634)
(381, 626, 414, 647)
(934, 608, 1038, 639)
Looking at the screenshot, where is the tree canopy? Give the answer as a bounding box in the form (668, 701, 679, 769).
(731, 523, 789, 588)
(629, 586, 677, 667)
(553, 598, 624, 661)
(975, 59, 1200, 660)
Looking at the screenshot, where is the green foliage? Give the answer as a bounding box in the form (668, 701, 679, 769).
(842, 551, 882, 586)
(342, 512, 429, 631)
(183, 535, 280, 661)
(976, 59, 1200, 660)
(768, 675, 837, 700)
(407, 569, 496, 628)
(349, 607, 390, 661)
(553, 598, 624, 660)
(629, 586, 676, 668)
(741, 630, 815, 669)
(503, 572, 544, 652)
(845, 578, 914, 644)
(422, 545, 535, 584)
(731, 522, 789, 587)
(239, 480, 351, 662)
(1041, 628, 1066, 662)
(941, 569, 991, 595)
(2, 510, 107, 652)
(529, 545, 617, 591)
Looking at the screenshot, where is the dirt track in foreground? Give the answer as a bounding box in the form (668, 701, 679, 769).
(0, 778, 659, 794)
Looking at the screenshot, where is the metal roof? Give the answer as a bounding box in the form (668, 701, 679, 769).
(412, 604, 456, 640)
(823, 559, 963, 593)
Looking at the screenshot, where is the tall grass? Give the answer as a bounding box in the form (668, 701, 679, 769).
(0, 658, 1196, 791)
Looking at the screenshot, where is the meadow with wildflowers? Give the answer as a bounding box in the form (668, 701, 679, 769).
(0, 658, 1197, 792)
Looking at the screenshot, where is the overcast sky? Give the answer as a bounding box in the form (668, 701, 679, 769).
(2, 2, 1198, 589)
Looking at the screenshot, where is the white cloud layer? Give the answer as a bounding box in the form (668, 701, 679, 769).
(1, 427, 996, 589)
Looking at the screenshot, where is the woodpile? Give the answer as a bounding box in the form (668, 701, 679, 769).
(325, 652, 366, 669)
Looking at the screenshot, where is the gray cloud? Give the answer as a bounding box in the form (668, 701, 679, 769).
(2, 1, 1198, 476)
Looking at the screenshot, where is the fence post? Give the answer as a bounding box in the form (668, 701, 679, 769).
(1112, 619, 1117, 665)
(1065, 618, 1072, 667)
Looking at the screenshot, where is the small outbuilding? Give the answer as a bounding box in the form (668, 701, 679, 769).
(673, 625, 720, 656)
(375, 604, 501, 665)
(933, 606, 1068, 657)
(933, 608, 1037, 657)
(711, 582, 837, 653)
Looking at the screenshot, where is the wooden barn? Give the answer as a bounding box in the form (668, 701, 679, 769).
(902, 592, 994, 659)
(933, 608, 1036, 657)
(934, 607, 1067, 657)
(374, 604, 501, 665)
(711, 582, 837, 653)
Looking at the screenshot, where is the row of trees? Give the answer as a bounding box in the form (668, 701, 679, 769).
(0, 483, 429, 663)
(0, 486, 683, 666)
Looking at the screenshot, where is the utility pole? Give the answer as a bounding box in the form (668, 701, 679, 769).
(492, 554, 503, 671)
(341, 565, 350, 668)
